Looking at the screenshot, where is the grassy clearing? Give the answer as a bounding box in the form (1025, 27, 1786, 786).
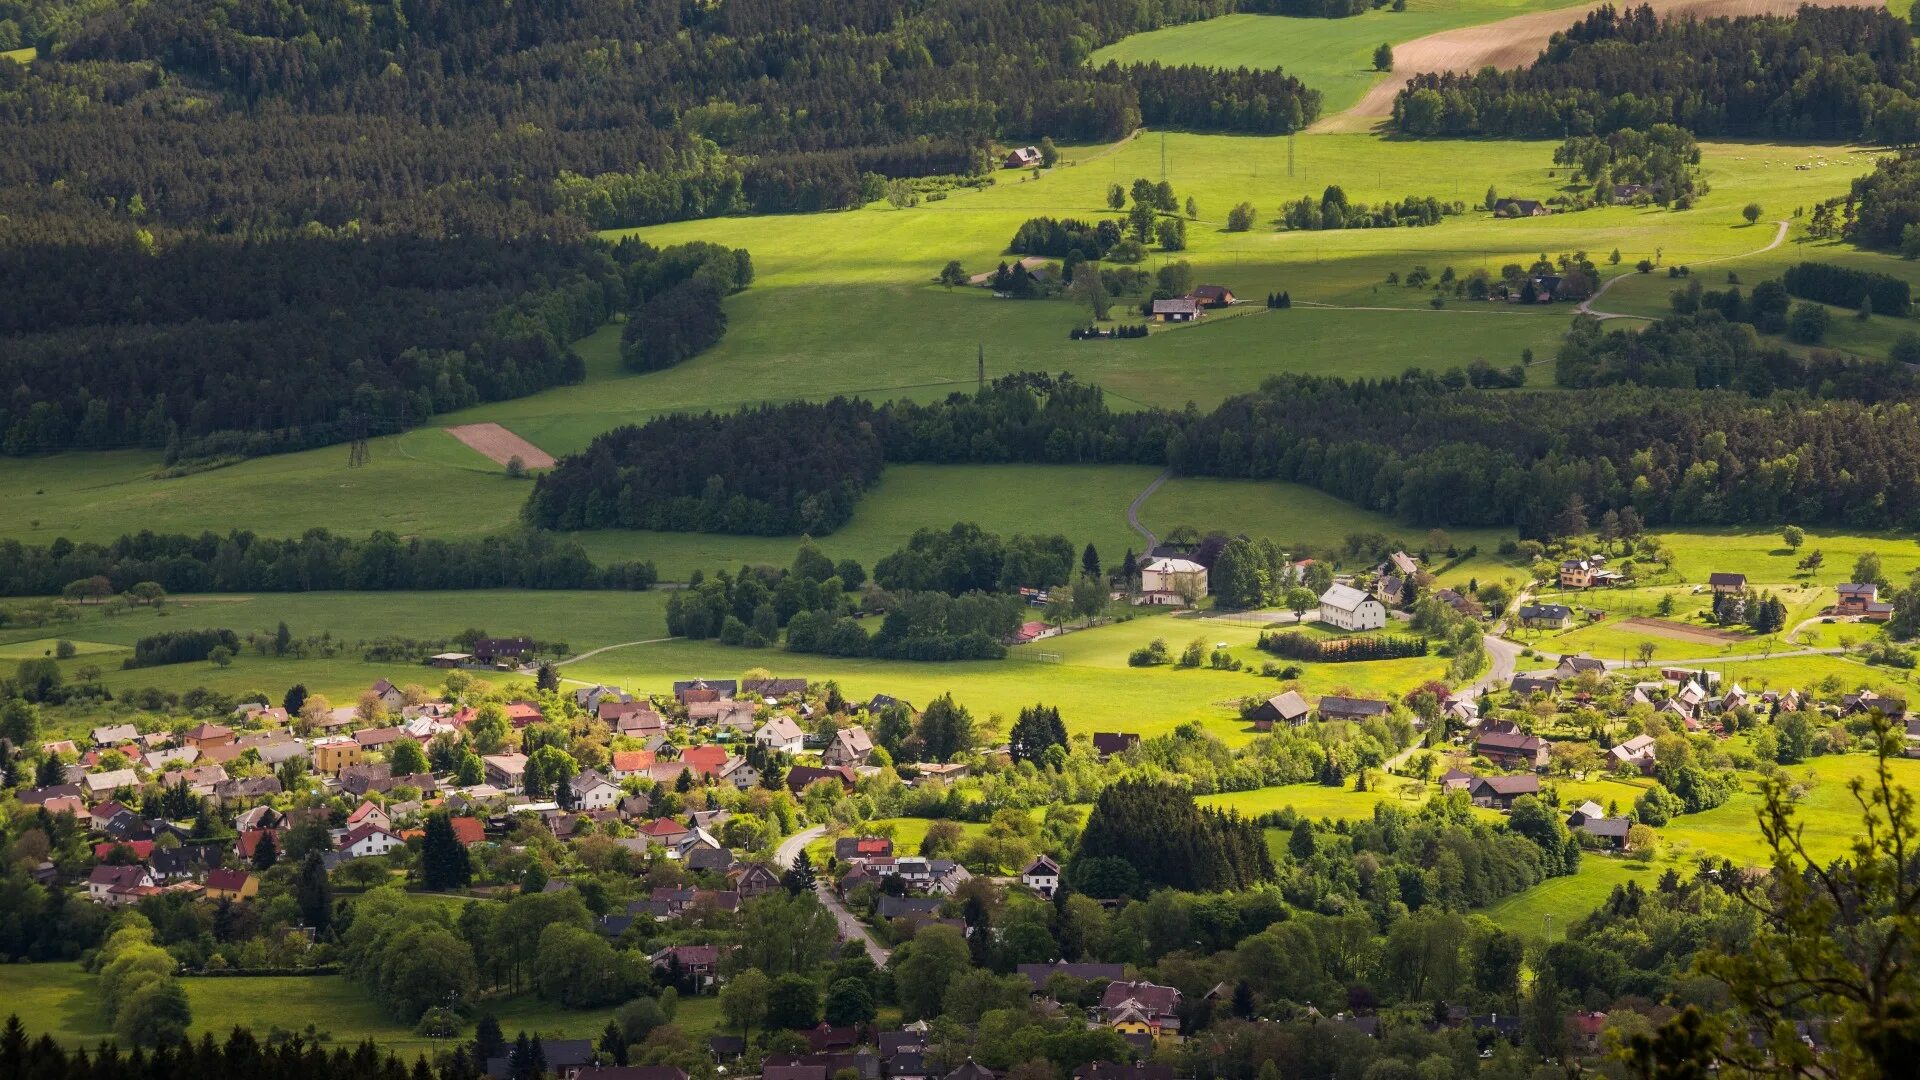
(1, 46, 33, 62)
(1139, 477, 1516, 561)
(1480, 856, 1654, 939)
(0, 962, 704, 1057)
(575, 463, 1158, 580)
(0, 637, 128, 660)
(1090, 0, 1589, 116)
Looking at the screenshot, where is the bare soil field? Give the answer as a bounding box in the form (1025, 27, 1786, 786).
(1618, 616, 1754, 646)
(1313, 0, 1886, 132)
(444, 423, 557, 469)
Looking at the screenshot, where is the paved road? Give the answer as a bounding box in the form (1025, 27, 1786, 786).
(774, 826, 891, 966)
(1578, 220, 1789, 320)
(1127, 469, 1172, 551)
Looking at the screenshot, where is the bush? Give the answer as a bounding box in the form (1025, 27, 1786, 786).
(1127, 638, 1172, 667)
(125, 628, 241, 669)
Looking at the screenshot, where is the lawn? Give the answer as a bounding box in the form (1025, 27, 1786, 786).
(1660, 753, 1920, 868)
(0, 963, 691, 1057)
(1090, 0, 1591, 116)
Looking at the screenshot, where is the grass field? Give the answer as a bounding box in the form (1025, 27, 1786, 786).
(2, 962, 719, 1057)
(1199, 773, 1431, 821)
(1139, 477, 1516, 562)
(1481, 856, 1654, 938)
(1090, 0, 1590, 116)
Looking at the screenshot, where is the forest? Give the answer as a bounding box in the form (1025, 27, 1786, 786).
(0, 530, 658, 598)
(1554, 310, 1920, 398)
(532, 367, 1920, 540)
(1392, 4, 1920, 139)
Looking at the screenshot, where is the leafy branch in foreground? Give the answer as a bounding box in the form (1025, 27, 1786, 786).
(1627, 712, 1920, 1078)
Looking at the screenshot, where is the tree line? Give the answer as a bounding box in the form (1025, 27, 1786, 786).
(1256, 631, 1430, 662)
(1392, 5, 1920, 140)
(0, 529, 656, 598)
(1559, 309, 1916, 397)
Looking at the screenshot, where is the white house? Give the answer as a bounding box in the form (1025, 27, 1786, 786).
(1022, 855, 1060, 897)
(754, 716, 806, 755)
(569, 770, 622, 810)
(1318, 584, 1387, 631)
(1139, 557, 1208, 606)
(87, 864, 153, 904)
(340, 823, 402, 859)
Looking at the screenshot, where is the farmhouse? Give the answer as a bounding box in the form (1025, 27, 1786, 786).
(1469, 774, 1540, 811)
(1441, 767, 1475, 793)
(1138, 557, 1207, 605)
(755, 716, 807, 755)
(1492, 198, 1549, 218)
(1248, 690, 1311, 731)
(1318, 584, 1386, 631)
(1578, 816, 1632, 850)
(824, 726, 874, 767)
(1509, 674, 1560, 698)
(1022, 855, 1060, 896)
(1556, 655, 1607, 678)
(1558, 558, 1622, 589)
(1091, 732, 1140, 760)
(1319, 695, 1391, 722)
(1838, 583, 1893, 621)
(1150, 297, 1202, 323)
(1609, 733, 1657, 771)
(1004, 145, 1042, 168)
(1516, 603, 1573, 630)
(1190, 284, 1235, 308)
(472, 636, 535, 665)
(368, 679, 407, 711)
(1708, 572, 1747, 594)
(1475, 730, 1550, 769)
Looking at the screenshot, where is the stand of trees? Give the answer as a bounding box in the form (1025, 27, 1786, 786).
(617, 240, 753, 372)
(1782, 261, 1912, 316)
(1280, 189, 1459, 230)
(1256, 631, 1430, 662)
(0, 235, 616, 459)
(537, 366, 1920, 541)
(524, 399, 887, 535)
(1072, 780, 1274, 894)
(0, 530, 656, 597)
(125, 628, 239, 668)
(873, 524, 1077, 596)
(1392, 5, 1920, 139)
(1559, 311, 1918, 399)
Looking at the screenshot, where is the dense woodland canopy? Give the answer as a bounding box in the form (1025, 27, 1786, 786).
(532, 368, 1920, 540)
(0, 0, 1324, 459)
(1393, 4, 1920, 139)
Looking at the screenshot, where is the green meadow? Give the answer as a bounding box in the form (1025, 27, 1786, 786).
(1090, 0, 1590, 115)
(2, 961, 721, 1058)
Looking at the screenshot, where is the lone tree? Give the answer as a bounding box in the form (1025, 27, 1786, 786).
(421, 811, 473, 890)
(505, 455, 526, 478)
(1782, 525, 1804, 551)
(783, 849, 818, 895)
(1742, 202, 1763, 225)
(939, 260, 968, 289)
(1373, 43, 1393, 71)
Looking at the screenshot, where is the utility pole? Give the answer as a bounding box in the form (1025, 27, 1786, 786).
(1160, 132, 1167, 180)
(977, 343, 985, 391)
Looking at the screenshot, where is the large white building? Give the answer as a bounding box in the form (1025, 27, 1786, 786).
(1139, 557, 1208, 605)
(1318, 584, 1387, 631)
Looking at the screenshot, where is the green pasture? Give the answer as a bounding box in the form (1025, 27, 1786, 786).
(0, 962, 717, 1057)
(1139, 477, 1516, 562)
(1090, 0, 1591, 116)
(0, 637, 126, 661)
(1201, 773, 1430, 822)
(1660, 753, 1920, 867)
(1480, 856, 1654, 940)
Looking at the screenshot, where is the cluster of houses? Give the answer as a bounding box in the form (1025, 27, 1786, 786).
(30, 674, 939, 905)
(1246, 690, 1392, 732)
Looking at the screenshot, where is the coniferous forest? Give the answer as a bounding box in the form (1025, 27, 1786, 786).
(0, 0, 1322, 460)
(529, 368, 1920, 539)
(1392, 4, 1920, 139)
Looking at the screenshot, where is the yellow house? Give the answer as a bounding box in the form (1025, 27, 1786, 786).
(311, 737, 363, 776)
(204, 868, 257, 901)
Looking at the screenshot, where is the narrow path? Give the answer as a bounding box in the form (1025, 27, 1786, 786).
(1578, 220, 1789, 320)
(1127, 468, 1172, 552)
(774, 826, 890, 965)
(554, 637, 675, 667)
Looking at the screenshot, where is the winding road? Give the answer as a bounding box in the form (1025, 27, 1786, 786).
(1578, 220, 1789, 320)
(1127, 469, 1172, 551)
(775, 826, 891, 966)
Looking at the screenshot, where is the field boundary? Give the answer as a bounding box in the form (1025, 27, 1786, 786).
(1617, 616, 1754, 646)
(444, 423, 556, 469)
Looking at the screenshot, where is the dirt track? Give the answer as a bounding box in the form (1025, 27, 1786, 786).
(1617, 616, 1752, 646)
(445, 423, 556, 469)
(1312, 0, 1887, 133)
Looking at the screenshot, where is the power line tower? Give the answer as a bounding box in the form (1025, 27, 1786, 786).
(347, 411, 369, 469)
